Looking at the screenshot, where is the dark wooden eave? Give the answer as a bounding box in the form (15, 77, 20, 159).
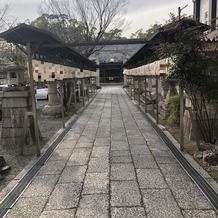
(0, 23, 96, 71)
(123, 19, 209, 69)
(123, 31, 161, 69)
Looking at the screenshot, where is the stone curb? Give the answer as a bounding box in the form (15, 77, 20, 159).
(144, 106, 218, 193)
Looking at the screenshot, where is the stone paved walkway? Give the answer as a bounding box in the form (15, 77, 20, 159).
(4, 85, 218, 218)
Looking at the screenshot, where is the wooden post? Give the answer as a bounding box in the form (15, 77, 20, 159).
(73, 79, 77, 114)
(144, 76, 147, 113)
(130, 77, 133, 96)
(187, 108, 200, 149)
(59, 82, 65, 128)
(21, 111, 33, 155)
(90, 78, 93, 98)
(66, 82, 73, 108)
(26, 43, 40, 156)
(92, 78, 94, 97)
(133, 77, 136, 100)
(138, 77, 140, 105)
(156, 75, 159, 124)
(95, 76, 97, 94)
(87, 78, 90, 101)
(82, 78, 85, 107)
(179, 85, 184, 151)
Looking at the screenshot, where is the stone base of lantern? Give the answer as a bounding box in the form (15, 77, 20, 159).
(42, 104, 63, 118)
(0, 86, 34, 153)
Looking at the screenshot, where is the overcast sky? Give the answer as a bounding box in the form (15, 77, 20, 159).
(8, 0, 193, 37)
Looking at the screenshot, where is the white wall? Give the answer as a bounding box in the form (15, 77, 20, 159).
(200, 0, 212, 24)
(217, 0, 218, 21)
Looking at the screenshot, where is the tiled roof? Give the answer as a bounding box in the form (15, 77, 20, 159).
(201, 37, 218, 42)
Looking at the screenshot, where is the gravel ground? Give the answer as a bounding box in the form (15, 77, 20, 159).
(0, 100, 77, 191)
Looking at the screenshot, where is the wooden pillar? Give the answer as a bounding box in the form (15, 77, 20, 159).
(87, 78, 90, 101)
(156, 75, 159, 124)
(73, 79, 77, 114)
(48, 82, 59, 106)
(124, 74, 127, 86)
(59, 82, 65, 128)
(133, 77, 136, 100)
(104, 70, 106, 83)
(148, 77, 152, 92)
(27, 43, 40, 156)
(144, 76, 147, 113)
(138, 77, 140, 105)
(179, 85, 184, 151)
(91, 78, 93, 98)
(95, 77, 96, 95)
(130, 77, 133, 96)
(82, 78, 85, 107)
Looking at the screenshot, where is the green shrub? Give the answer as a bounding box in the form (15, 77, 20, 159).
(167, 95, 180, 124)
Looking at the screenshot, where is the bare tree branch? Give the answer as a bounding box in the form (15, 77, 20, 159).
(36, 0, 128, 56)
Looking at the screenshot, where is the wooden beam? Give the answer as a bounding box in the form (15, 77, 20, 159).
(82, 79, 85, 107)
(73, 79, 77, 114)
(26, 43, 41, 156)
(179, 85, 184, 151)
(59, 82, 65, 129)
(144, 76, 147, 113)
(156, 75, 159, 124)
(138, 77, 140, 105)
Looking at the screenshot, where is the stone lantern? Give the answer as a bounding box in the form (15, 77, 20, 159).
(0, 63, 34, 154)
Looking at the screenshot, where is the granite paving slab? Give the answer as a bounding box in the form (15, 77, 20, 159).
(22, 174, 59, 197)
(67, 148, 91, 166)
(111, 163, 136, 180)
(40, 209, 75, 218)
(111, 140, 129, 151)
(111, 207, 147, 218)
(110, 155, 132, 163)
(58, 165, 87, 184)
(87, 157, 109, 173)
(38, 160, 66, 176)
(111, 133, 128, 141)
(48, 148, 73, 161)
(132, 154, 158, 169)
(182, 209, 217, 218)
(82, 172, 109, 194)
(130, 145, 151, 155)
(111, 180, 141, 207)
(110, 150, 131, 157)
(94, 138, 111, 146)
(91, 147, 110, 158)
(57, 139, 78, 150)
(142, 189, 184, 218)
(45, 183, 81, 210)
(6, 197, 48, 218)
(76, 194, 109, 218)
(137, 168, 168, 189)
